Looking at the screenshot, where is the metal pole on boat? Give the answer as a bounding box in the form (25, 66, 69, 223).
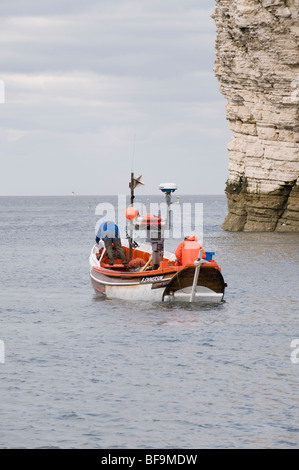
(128, 172, 144, 261)
(159, 183, 177, 232)
(129, 172, 134, 261)
(189, 249, 203, 303)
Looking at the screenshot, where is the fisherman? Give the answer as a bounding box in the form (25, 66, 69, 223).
(175, 235, 206, 266)
(96, 221, 128, 267)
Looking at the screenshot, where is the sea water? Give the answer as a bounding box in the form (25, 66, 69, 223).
(0, 195, 298, 449)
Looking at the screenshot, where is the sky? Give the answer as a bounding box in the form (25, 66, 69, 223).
(0, 0, 232, 196)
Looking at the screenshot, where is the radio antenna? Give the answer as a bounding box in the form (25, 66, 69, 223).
(131, 134, 136, 171)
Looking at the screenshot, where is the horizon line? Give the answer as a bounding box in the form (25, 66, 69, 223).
(0, 192, 226, 197)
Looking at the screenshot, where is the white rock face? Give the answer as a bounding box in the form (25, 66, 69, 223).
(213, 0, 299, 231)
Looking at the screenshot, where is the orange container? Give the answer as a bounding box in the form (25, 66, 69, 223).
(181, 241, 200, 266)
(159, 260, 169, 270)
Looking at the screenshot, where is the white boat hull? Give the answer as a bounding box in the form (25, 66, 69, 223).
(90, 268, 224, 304)
(89, 241, 226, 304)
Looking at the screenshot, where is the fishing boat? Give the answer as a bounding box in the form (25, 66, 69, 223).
(89, 175, 227, 303)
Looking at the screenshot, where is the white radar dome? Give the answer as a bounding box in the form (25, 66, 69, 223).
(159, 183, 177, 193)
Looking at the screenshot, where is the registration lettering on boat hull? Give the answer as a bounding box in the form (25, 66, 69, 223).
(140, 275, 164, 284)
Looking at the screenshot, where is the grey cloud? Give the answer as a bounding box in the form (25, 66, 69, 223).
(0, 0, 231, 196)
(1, 3, 216, 78)
(1, 0, 215, 17)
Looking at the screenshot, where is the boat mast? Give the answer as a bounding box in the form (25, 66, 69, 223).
(129, 172, 135, 261)
(130, 171, 135, 206)
(128, 172, 144, 261)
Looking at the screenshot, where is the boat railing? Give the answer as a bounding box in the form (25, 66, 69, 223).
(91, 243, 106, 267)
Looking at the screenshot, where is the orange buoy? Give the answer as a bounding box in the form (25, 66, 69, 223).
(125, 206, 138, 220)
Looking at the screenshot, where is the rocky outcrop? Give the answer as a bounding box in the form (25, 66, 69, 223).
(213, 0, 299, 231)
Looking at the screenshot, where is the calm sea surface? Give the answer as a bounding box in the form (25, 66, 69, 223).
(0, 195, 298, 449)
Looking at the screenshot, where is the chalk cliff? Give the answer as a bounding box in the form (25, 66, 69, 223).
(213, 0, 299, 231)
